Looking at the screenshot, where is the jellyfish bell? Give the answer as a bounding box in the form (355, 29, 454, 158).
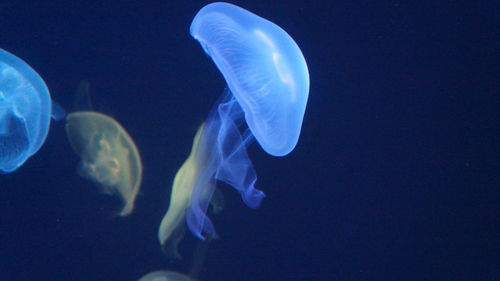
(0, 48, 59, 172)
(190, 2, 310, 156)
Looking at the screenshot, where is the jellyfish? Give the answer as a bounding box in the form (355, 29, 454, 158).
(0, 48, 63, 173)
(138, 271, 195, 281)
(160, 2, 309, 241)
(65, 111, 142, 216)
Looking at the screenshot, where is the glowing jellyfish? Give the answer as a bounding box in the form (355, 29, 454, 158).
(0, 48, 62, 172)
(160, 2, 309, 241)
(138, 271, 195, 281)
(65, 111, 142, 216)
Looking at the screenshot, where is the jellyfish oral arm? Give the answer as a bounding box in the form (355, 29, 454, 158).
(185, 90, 265, 239)
(214, 95, 265, 208)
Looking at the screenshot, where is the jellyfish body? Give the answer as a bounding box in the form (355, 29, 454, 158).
(0, 49, 56, 172)
(190, 2, 310, 157)
(65, 111, 142, 216)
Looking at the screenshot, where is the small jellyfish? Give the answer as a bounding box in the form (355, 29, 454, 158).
(0, 48, 61, 172)
(170, 2, 309, 239)
(65, 111, 142, 216)
(138, 271, 195, 281)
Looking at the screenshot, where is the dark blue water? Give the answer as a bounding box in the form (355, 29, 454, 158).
(0, 1, 497, 281)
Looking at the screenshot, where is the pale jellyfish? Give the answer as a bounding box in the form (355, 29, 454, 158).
(65, 111, 142, 216)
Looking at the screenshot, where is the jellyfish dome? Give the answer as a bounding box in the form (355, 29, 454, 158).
(0, 48, 53, 172)
(190, 2, 310, 156)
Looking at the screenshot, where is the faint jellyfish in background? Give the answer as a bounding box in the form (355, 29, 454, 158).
(0, 48, 64, 173)
(65, 111, 142, 216)
(158, 124, 224, 258)
(163, 2, 310, 240)
(138, 271, 195, 281)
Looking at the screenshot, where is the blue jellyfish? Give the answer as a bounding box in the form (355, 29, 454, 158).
(159, 2, 310, 241)
(0, 49, 61, 173)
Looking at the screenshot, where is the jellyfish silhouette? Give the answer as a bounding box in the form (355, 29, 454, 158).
(161, 2, 309, 241)
(0, 49, 62, 173)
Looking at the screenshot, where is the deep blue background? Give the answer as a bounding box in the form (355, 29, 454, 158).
(0, 1, 497, 281)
